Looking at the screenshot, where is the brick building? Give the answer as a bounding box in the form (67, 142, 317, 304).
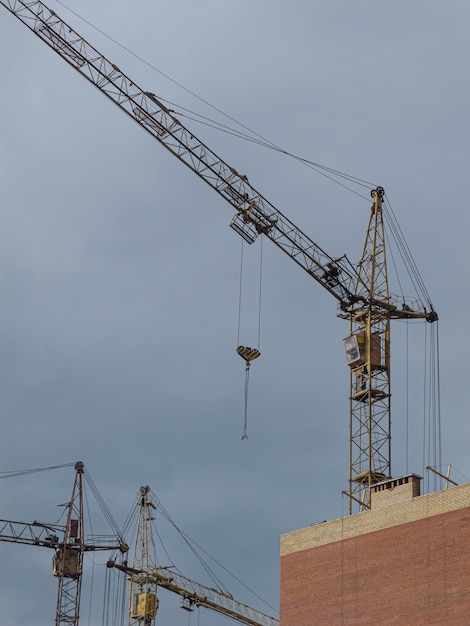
(280, 475, 470, 625)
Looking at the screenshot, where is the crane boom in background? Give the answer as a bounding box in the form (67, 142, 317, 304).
(107, 559, 279, 626)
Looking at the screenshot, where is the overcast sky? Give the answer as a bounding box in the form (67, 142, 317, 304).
(1, 1, 470, 624)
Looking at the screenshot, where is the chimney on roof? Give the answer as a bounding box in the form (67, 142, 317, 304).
(370, 474, 422, 509)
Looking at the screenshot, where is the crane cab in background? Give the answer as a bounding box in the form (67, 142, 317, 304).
(133, 592, 158, 620)
(52, 548, 80, 579)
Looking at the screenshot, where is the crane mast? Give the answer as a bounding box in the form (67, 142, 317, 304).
(54, 460, 85, 626)
(107, 486, 279, 626)
(126, 486, 159, 625)
(1, 0, 438, 512)
(343, 188, 391, 510)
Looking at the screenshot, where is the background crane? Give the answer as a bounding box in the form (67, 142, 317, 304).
(106, 485, 278, 626)
(0, 0, 437, 513)
(0, 462, 128, 626)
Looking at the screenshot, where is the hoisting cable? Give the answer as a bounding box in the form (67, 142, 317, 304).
(236, 238, 263, 439)
(421, 320, 442, 493)
(383, 195, 435, 312)
(154, 490, 278, 613)
(85, 550, 96, 626)
(236, 240, 244, 349)
(405, 319, 410, 474)
(83, 470, 120, 537)
(103, 561, 126, 626)
(258, 235, 264, 351)
(0, 462, 75, 479)
(83, 468, 127, 546)
(155, 493, 231, 595)
(428, 321, 442, 490)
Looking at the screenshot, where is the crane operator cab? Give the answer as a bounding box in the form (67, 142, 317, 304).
(343, 332, 381, 369)
(52, 548, 80, 578)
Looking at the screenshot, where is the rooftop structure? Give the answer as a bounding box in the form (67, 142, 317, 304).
(280, 475, 470, 625)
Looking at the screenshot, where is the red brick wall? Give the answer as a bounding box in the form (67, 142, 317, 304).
(280, 507, 470, 625)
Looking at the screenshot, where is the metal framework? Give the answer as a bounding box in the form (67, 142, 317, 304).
(1, 0, 438, 512)
(0, 462, 127, 625)
(344, 189, 392, 510)
(107, 486, 278, 626)
(126, 486, 159, 626)
(54, 461, 84, 626)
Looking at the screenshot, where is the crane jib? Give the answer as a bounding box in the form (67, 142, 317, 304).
(106, 560, 279, 626)
(0, 0, 394, 317)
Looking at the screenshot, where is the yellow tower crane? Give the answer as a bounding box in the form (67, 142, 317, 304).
(0, 0, 438, 512)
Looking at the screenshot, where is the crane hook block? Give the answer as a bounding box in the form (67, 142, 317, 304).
(237, 346, 261, 362)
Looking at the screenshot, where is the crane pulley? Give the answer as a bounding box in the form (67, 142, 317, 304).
(0, 0, 438, 511)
